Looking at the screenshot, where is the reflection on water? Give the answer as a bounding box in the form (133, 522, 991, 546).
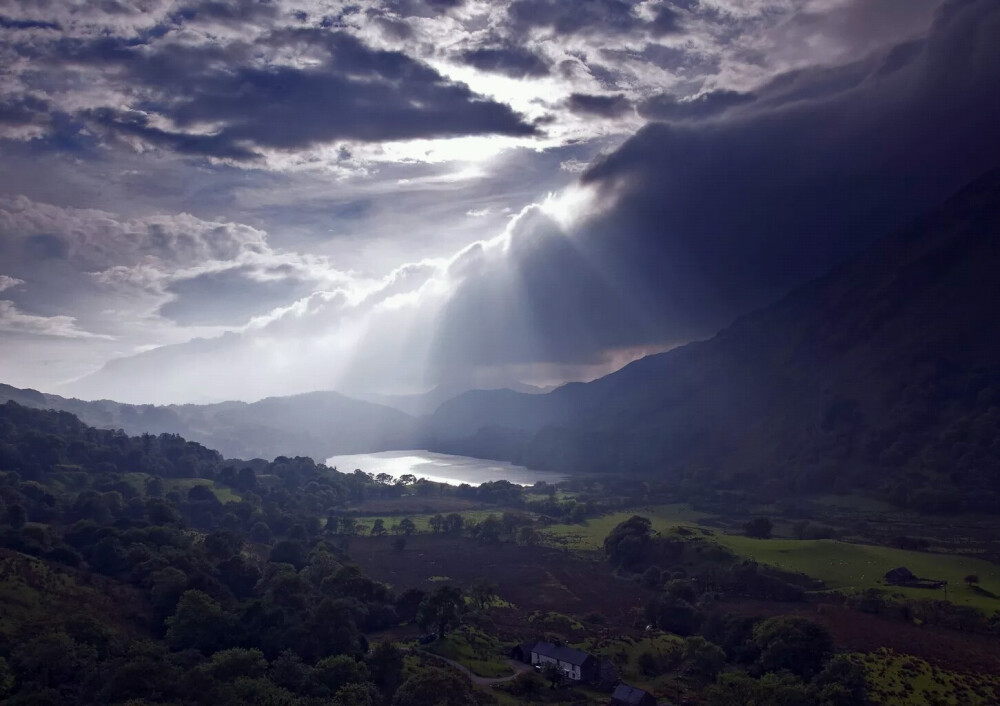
(324, 449, 567, 487)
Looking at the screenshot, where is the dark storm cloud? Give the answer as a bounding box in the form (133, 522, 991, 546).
(170, 0, 278, 24)
(458, 45, 550, 78)
(161, 30, 538, 151)
(507, 0, 681, 38)
(0, 95, 49, 127)
(648, 5, 681, 36)
(10, 24, 538, 159)
(0, 15, 61, 30)
(431, 0, 1000, 375)
(383, 0, 464, 18)
(566, 93, 633, 118)
(159, 267, 312, 326)
(638, 89, 754, 121)
(87, 108, 261, 161)
(25, 233, 68, 260)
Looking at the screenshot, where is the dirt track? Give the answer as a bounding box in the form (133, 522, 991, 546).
(418, 650, 533, 685)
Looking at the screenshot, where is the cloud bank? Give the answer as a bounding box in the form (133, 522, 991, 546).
(3, 0, 998, 405)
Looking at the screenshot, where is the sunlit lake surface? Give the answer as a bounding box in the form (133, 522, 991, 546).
(325, 450, 567, 487)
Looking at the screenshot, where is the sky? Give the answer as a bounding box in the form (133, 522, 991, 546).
(0, 0, 998, 404)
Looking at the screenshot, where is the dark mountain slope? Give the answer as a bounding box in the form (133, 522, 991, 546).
(0, 385, 420, 461)
(428, 169, 1000, 510)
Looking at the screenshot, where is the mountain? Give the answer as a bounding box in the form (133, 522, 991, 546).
(353, 381, 553, 416)
(0, 384, 420, 461)
(427, 169, 1000, 512)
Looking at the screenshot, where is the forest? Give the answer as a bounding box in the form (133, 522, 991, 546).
(0, 400, 927, 705)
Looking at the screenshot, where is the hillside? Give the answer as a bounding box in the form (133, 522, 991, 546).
(428, 169, 1000, 512)
(0, 385, 421, 462)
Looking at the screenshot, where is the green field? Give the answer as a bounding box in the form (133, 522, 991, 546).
(117, 473, 243, 503)
(716, 535, 1000, 612)
(162, 478, 243, 503)
(538, 503, 1000, 613)
(539, 504, 714, 550)
(855, 649, 1000, 705)
(346, 510, 522, 534)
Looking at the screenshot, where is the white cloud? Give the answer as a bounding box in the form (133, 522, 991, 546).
(0, 300, 113, 339)
(0, 275, 24, 292)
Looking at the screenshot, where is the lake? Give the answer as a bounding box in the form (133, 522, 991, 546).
(325, 450, 567, 487)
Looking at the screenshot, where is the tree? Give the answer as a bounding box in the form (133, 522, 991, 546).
(444, 513, 464, 535)
(681, 636, 726, 683)
(250, 521, 274, 543)
(501, 512, 523, 537)
(428, 514, 444, 533)
(517, 526, 540, 546)
(187, 484, 218, 503)
(744, 517, 774, 539)
(604, 515, 653, 570)
(269, 649, 309, 692)
(149, 567, 188, 622)
(398, 517, 416, 536)
(0, 656, 13, 698)
(368, 641, 404, 697)
(12, 630, 97, 693)
(474, 514, 502, 544)
(469, 578, 499, 611)
(333, 682, 380, 706)
(236, 466, 258, 490)
(5, 503, 27, 530)
(542, 662, 563, 688)
(505, 670, 546, 697)
(303, 598, 365, 660)
(417, 585, 463, 638)
(165, 590, 232, 652)
(811, 654, 868, 706)
(312, 654, 370, 694)
(395, 588, 426, 624)
(146, 498, 179, 525)
(965, 574, 980, 586)
(642, 565, 664, 588)
(145, 477, 164, 498)
(392, 667, 477, 706)
(218, 555, 262, 600)
(645, 594, 702, 635)
(753, 616, 833, 680)
(199, 648, 268, 682)
(269, 539, 308, 570)
(204, 529, 244, 560)
(371, 519, 387, 537)
(707, 671, 812, 706)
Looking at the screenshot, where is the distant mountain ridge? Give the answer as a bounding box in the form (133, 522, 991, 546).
(351, 380, 553, 417)
(427, 169, 1000, 512)
(0, 385, 421, 461)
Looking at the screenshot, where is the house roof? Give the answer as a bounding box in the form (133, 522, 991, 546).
(530, 641, 593, 666)
(515, 641, 534, 655)
(612, 683, 653, 704)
